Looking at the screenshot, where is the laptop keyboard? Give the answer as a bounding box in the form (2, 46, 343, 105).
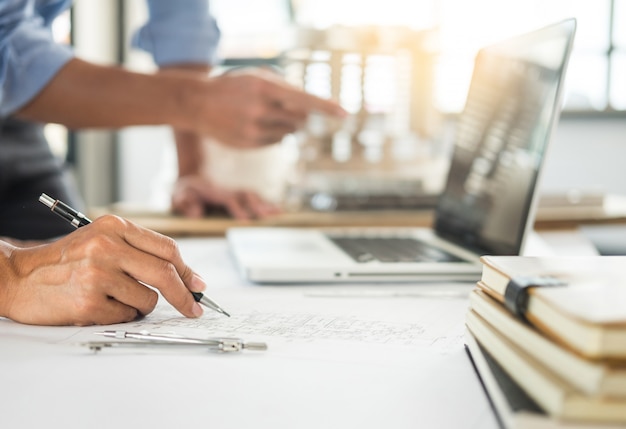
(327, 236, 464, 263)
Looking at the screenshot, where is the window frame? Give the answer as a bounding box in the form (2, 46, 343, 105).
(215, 0, 625, 117)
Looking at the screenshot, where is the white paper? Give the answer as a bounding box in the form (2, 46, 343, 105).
(0, 238, 497, 429)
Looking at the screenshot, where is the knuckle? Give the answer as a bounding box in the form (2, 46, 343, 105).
(143, 289, 159, 314)
(95, 214, 128, 231)
(123, 308, 139, 323)
(158, 235, 179, 260)
(179, 264, 193, 283)
(71, 293, 100, 325)
(156, 259, 179, 281)
(82, 234, 115, 258)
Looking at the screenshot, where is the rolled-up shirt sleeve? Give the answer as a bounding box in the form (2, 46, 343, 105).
(132, 0, 221, 67)
(0, 1, 74, 117)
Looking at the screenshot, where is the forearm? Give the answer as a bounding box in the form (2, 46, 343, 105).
(158, 64, 212, 177)
(15, 58, 345, 148)
(171, 130, 206, 177)
(15, 58, 206, 131)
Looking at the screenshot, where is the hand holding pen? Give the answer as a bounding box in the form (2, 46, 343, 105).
(38, 193, 230, 319)
(39, 193, 230, 318)
(0, 193, 229, 326)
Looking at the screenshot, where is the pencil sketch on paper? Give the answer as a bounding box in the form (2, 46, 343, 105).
(116, 304, 461, 350)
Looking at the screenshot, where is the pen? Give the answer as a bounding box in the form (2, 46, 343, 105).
(39, 192, 92, 227)
(39, 193, 231, 318)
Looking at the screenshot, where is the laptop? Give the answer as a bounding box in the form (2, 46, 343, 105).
(227, 19, 577, 283)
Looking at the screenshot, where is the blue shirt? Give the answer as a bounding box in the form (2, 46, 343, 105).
(0, 0, 221, 117)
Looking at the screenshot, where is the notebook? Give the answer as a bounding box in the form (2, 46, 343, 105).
(227, 19, 577, 284)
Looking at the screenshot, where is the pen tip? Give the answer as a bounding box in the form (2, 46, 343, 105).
(221, 309, 231, 318)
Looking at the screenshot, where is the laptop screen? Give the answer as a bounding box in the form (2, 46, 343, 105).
(434, 19, 576, 256)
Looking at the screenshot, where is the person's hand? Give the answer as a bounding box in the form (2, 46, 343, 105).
(188, 68, 346, 148)
(172, 175, 281, 220)
(0, 215, 207, 326)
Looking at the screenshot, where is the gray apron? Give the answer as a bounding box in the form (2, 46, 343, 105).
(0, 117, 82, 240)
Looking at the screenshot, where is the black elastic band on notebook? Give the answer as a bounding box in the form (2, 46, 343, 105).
(504, 276, 566, 318)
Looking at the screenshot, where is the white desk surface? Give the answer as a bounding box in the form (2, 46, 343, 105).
(0, 231, 597, 429)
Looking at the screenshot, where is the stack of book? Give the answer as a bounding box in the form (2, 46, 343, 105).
(465, 255, 626, 429)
